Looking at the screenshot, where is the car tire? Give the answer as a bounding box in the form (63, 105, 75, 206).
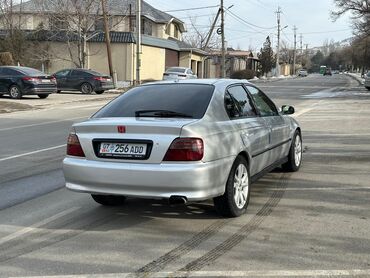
(366, 87, 370, 91)
(95, 90, 104, 94)
(80, 83, 93, 94)
(9, 85, 22, 99)
(213, 156, 250, 217)
(38, 94, 49, 99)
(91, 194, 126, 206)
(282, 130, 302, 172)
(57, 90, 61, 94)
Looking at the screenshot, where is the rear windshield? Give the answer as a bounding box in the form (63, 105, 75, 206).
(18, 67, 45, 76)
(93, 84, 215, 119)
(166, 68, 186, 73)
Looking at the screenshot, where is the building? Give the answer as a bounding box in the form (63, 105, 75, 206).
(1, 0, 208, 82)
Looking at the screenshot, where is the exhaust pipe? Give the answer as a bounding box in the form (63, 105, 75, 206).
(169, 195, 187, 205)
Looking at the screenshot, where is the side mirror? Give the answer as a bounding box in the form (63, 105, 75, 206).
(281, 105, 295, 115)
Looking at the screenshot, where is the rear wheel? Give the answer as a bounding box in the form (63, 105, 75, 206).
(91, 194, 126, 206)
(366, 87, 370, 91)
(213, 156, 250, 217)
(282, 130, 302, 172)
(38, 94, 49, 99)
(81, 83, 93, 94)
(95, 90, 104, 94)
(9, 85, 22, 99)
(57, 90, 62, 94)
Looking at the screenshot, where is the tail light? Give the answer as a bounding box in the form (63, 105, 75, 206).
(94, 76, 109, 81)
(67, 131, 85, 157)
(163, 138, 203, 161)
(51, 77, 57, 84)
(22, 76, 40, 83)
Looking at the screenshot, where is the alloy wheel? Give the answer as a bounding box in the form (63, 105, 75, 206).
(233, 164, 249, 209)
(294, 134, 302, 167)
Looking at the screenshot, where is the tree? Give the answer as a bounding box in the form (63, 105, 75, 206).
(258, 36, 274, 76)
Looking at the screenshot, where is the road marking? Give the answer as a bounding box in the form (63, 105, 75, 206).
(262, 186, 370, 191)
(0, 117, 86, 132)
(0, 144, 66, 162)
(0, 207, 79, 246)
(294, 100, 324, 118)
(10, 269, 370, 278)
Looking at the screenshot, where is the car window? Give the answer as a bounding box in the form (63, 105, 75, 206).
(71, 70, 92, 77)
(18, 67, 45, 76)
(55, 70, 70, 78)
(166, 67, 186, 73)
(187, 69, 193, 75)
(225, 85, 257, 119)
(245, 85, 278, 117)
(93, 84, 215, 119)
(1, 68, 21, 76)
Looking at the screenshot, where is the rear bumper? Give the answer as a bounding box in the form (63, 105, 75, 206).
(23, 86, 57, 95)
(63, 156, 235, 201)
(97, 82, 115, 90)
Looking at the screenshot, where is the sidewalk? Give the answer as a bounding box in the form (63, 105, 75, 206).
(346, 73, 365, 85)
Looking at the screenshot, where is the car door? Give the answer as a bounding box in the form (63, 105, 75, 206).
(0, 68, 6, 93)
(245, 85, 291, 166)
(69, 70, 87, 90)
(225, 85, 271, 176)
(0, 68, 20, 93)
(54, 70, 71, 90)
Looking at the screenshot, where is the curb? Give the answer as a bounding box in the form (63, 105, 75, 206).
(345, 73, 365, 85)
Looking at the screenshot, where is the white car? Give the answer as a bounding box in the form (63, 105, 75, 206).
(63, 79, 302, 217)
(365, 72, 370, 91)
(163, 67, 197, 80)
(298, 69, 308, 77)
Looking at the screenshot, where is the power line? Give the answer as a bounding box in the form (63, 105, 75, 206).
(163, 5, 219, 13)
(226, 9, 276, 30)
(225, 10, 271, 35)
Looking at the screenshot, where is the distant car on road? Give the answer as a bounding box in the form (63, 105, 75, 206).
(53, 69, 114, 94)
(163, 67, 197, 80)
(63, 79, 302, 217)
(323, 68, 332, 76)
(297, 69, 308, 77)
(365, 72, 370, 91)
(0, 66, 57, 99)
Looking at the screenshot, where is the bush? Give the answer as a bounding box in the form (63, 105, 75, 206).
(0, 52, 14, 66)
(230, 69, 256, 80)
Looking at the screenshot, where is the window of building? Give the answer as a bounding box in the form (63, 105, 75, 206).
(49, 15, 69, 30)
(174, 24, 179, 38)
(142, 18, 152, 36)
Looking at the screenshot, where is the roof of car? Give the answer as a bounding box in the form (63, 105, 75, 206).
(143, 79, 252, 86)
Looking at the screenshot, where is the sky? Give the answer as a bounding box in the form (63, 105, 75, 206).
(145, 0, 354, 51)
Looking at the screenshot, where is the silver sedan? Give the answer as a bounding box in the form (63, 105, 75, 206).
(63, 79, 302, 217)
(162, 67, 197, 80)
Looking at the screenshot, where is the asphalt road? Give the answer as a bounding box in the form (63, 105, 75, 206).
(0, 74, 369, 278)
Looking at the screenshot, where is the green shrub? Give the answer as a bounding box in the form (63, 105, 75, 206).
(230, 69, 256, 80)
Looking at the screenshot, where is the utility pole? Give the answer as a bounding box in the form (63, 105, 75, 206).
(203, 8, 221, 50)
(293, 25, 297, 75)
(136, 0, 141, 84)
(275, 6, 282, 77)
(220, 0, 226, 78)
(305, 43, 309, 66)
(101, 0, 114, 79)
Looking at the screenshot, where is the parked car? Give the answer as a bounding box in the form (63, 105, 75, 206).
(0, 66, 57, 99)
(323, 68, 332, 76)
(63, 79, 302, 217)
(297, 69, 308, 77)
(163, 67, 197, 80)
(53, 69, 114, 94)
(365, 72, 370, 91)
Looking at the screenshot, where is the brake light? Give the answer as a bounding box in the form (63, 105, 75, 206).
(163, 138, 203, 161)
(51, 77, 57, 84)
(94, 76, 108, 81)
(67, 132, 85, 157)
(22, 76, 40, 83)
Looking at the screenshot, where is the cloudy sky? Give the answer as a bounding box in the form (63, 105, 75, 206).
(145, 0, 354, 51)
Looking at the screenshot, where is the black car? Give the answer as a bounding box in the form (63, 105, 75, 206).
(0, 66, 57, 99)
(53, 69, 115, 94)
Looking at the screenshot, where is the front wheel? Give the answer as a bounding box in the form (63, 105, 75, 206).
(9, 85, 22, 99)
(213, 156, 250, 217)
(80, 83, 93, 94)
(91, 194, 126, 206)
(38, 94, 49, 99)
(282, 130, 302, 172)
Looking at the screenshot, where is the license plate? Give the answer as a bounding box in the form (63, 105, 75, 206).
(99, 142, 147, 158)
(41, 79, 51, 83)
